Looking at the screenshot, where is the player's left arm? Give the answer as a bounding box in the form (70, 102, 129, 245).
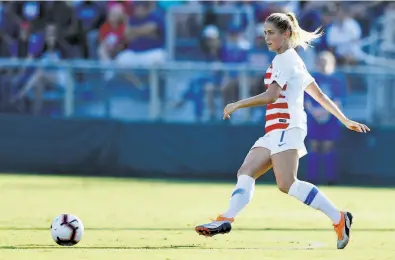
(305, 81, 370, 133)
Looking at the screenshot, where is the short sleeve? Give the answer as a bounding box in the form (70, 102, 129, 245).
(299, 60, 315, 89)
(303, 71, 315, 89)
(267, 56, 294, 89)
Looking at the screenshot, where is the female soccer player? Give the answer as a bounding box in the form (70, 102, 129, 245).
(195, 12, 370, 250)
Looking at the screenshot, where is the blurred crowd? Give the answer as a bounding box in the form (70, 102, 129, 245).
(0, 0, 392, 119)
(0, 1, 389, 63)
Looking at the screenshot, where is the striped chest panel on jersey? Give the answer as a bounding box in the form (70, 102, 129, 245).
(264, 64, 290, 133)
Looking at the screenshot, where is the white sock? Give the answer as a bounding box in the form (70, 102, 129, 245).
(288, 180, 341, 224)
(222, 175, 255, 219)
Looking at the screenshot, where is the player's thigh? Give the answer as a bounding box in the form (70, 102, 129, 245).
(237, 147, 272, 180)
(271, 149, 299, 193)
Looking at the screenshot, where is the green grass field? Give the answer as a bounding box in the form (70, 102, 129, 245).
(0, 174, 393, 260)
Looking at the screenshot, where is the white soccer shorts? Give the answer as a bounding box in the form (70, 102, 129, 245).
(251, 127, 307, 158)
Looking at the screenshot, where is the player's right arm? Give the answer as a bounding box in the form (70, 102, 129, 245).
(305, 81, 370, 133)
(223, 83, 282, 119)
(223, 55, 291, 119)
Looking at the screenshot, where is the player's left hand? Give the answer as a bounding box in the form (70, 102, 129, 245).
(343, 119, 371, 133)
(223, 103, 239, 120)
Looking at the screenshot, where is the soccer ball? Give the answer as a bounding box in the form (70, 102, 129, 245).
(50, 214, 84, 246)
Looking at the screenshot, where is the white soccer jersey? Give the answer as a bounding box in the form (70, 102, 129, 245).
(263, 48, 315, 134)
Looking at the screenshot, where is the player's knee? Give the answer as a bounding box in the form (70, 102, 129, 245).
(237, 165, 256, 178)
(277, 177, 296, 193)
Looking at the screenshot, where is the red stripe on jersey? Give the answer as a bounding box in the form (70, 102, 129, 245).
(283, 84, 287, 90)
(265, 73, 272, 79)
(279, 94, 285, 98)
(265, 113, 290, 121)
(265, 123, 289, 133)
(267, 103, 288, 110)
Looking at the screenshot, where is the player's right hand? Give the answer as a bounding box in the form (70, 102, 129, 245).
(223, 103, 239, 120)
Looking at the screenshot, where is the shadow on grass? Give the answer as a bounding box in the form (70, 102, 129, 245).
(0, 243, 327, 251)
(0, 227, 393, 232)
(0, 245, 199, 250)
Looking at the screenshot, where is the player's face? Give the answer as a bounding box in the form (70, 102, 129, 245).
(263, 22, 288, 53)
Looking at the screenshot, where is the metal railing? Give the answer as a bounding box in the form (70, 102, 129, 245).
(0, 58, 394, 125)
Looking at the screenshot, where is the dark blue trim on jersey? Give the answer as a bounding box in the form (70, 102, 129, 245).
(280, 131, 285, 143)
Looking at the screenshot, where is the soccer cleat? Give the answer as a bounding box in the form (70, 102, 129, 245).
(195, 216, 233, 237)
(333, 211, 353, 249)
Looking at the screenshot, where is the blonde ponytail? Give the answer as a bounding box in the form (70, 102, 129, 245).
(285, 12, 323, 50)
